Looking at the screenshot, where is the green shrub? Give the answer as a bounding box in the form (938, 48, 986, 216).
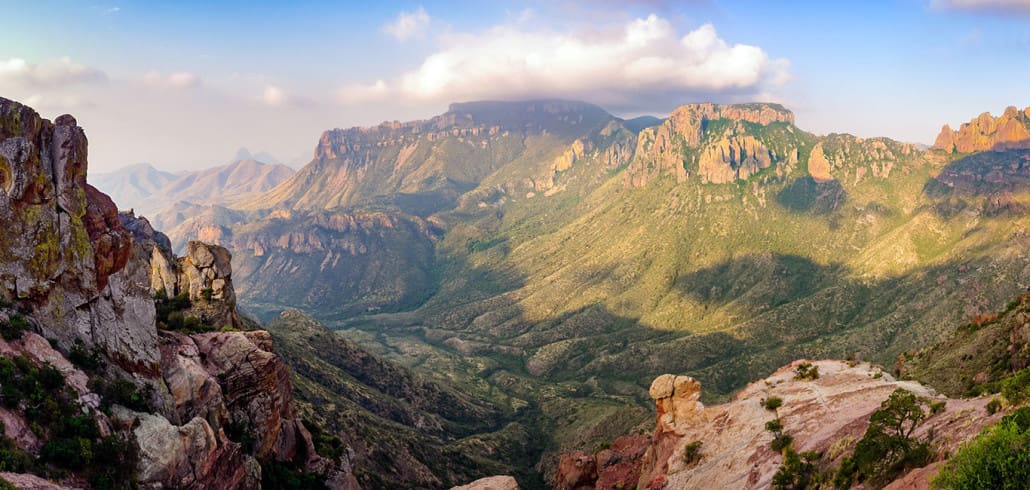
(772, 448, 821, 490)
(225, 420, 255, 454)
(0, 477, 17, 490)
(766, 418, 794, 452)
(763, 396, 784, 411)
(40, 436, 94, 470)
(98, 379, 154, 413)
(200, 288, 214, 301)
(305, 420, 345, 461)
(68, 340, 105, 374)
(261, 460, 326, 490)
(986, 398, 1002, 415)
(930, 401, 946, 415)
(683, 440, 703, 467)
(0, 431, 36, 473)
(89, 433, 140, 490)
(0, 315, 30, 341)
(794, 362, 819, 381)
(835, 389, 931, 487)
(932, 414, 1030, 489)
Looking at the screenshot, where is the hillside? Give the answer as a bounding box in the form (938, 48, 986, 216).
(264, 310, 540, 488)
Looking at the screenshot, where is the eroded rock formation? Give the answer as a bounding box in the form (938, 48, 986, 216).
(0, 97, 357, 489)
(933, 105, 1030, 153)
(628, 103, 794, 186)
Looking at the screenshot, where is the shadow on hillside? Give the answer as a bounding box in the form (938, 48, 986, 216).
(775, 176, 847, 215)
(665, 253, 1030, 397)
(924, 149, 1030, 217)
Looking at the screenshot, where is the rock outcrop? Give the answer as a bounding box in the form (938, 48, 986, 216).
(452, 475, 521, 490)
(127, 215, 242, 330)
(697, 133, 774, 184)
(628, 103, 795, 186)
(0, 97, 356, 489)
(933, 105, 1030, 153)
(112, 406, 259, 490)
(0, 98, 160, 375)
(556, 360, 1003, 490)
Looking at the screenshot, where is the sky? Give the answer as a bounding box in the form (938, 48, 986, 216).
(1, 0, 1028, 172)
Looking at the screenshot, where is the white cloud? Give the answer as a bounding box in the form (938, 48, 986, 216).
(262, 85, 288, 106)
(341, 15, 790, 110)
(383, 6, 431, 42)
(143, 70, 201, 89)
(932, 0, 1030, 12)
(0, 57, 106, 87)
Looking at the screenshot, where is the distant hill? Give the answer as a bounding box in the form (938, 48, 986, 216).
(91, 163, 178, 211)
(93, 158, 294, 216)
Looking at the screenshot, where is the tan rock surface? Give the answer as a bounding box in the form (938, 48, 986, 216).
(0, 473, 80, 489)
(807, 142, 833, 182)
(642, 360, 1000, 489)
(933, 105, 1030, 153)
(629, 103, 794, 186)
(452, 475, 520, 490)
(113, 407, 258, 490)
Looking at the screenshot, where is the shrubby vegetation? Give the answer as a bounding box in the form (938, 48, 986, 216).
(794, 363, 820, 381)
(262, 460, 327, 490)
(154, 289, 217, 333)
(0, 314, 31, 341)
(834, 389, 931, 488)
(68, 339, 105, 373)
(682, 440, 704, 468)
(762, 396, 784, 411)
(307, 420, 345, 461)
(0, 353, 139, 487)
(931, 407, 1030, 489)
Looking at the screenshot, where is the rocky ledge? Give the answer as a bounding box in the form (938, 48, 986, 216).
(554, 360, 1001, 490)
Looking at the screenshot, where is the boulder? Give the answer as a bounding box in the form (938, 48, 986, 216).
(553, 452, 597, 490)
(113, 407, 258, 490)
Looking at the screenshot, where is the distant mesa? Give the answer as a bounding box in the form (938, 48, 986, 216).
(933, 105, 1030, 153)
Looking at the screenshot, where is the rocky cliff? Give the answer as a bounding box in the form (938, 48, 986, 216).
(628, 102, 796, 186)
(554, 360, 1001, 490)
(933, 105, 1030, 153)
(0, 97, 355, 489)
(238, 100, 617, 212)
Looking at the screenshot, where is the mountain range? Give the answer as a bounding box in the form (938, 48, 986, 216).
(122, 99, 1030, 484)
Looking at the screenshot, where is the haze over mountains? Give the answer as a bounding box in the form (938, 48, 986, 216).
(93, 156, 294, 217)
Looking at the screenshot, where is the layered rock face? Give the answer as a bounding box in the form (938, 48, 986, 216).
(555, 360, 1001, 490)
(242, 99, 616, 212)
(628, 103, 795, 186)
(0, 98, 160, 374)
(0, 97, 354, 489)
(933, 105, 1030, 153)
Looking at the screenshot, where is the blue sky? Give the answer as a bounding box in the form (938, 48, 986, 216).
(1, 0, 1028, 171)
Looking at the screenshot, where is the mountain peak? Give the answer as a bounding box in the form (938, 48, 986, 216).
(933, 105, 1030, 153)
(668, 102, 795, 145)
